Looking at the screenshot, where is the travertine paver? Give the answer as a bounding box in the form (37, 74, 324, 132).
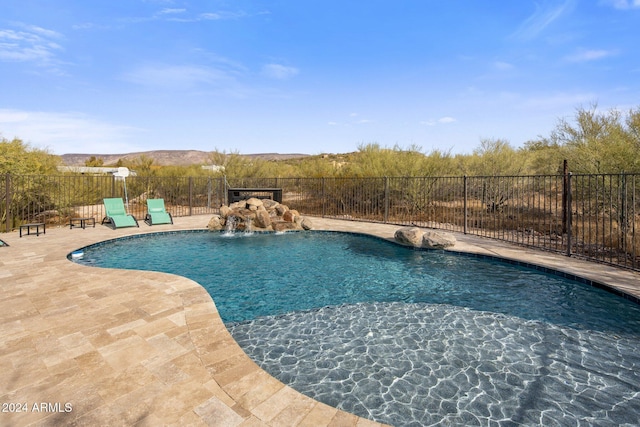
(1, 215, 639, 426)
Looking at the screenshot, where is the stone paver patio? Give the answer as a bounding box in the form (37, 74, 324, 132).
(1, 215, 639, 426)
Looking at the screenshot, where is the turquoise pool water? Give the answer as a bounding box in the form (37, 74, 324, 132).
(71, 231, 640, 426)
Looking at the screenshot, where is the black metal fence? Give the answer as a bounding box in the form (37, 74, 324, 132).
(3, 173, 639, 271)
(1, 174, 224, 231)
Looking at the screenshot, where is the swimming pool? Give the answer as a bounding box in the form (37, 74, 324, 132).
(71, 231, 640, 426)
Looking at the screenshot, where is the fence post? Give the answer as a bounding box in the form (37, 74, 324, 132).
(463, 175, 468, 234)
(4, 174, 10, 232)
(620, 172, 627, 253)
(384, 177, 389, 223)
(188, 177, 193, 216)
(566, 172, 572, 257)
(321, 178, 326, 218)
(562, 159, 568, 234)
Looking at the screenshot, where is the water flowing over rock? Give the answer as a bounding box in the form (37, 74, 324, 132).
(394, 226, 456, 249)
(208, 198, 313, 232)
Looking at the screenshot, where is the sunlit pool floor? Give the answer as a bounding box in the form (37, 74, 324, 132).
(228, 302, 640, 426)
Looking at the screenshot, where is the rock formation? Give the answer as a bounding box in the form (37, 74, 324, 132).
(207, 197, 313, 232)
(394, 227, 456, 249)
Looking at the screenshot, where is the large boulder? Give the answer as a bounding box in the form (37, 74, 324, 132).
(422, 231, 456, 249)
(394, 227, 456, 249)
(254, 209, 272, 229)
(300, 217, 313, 230)
(394, 227, 424, 247)
(207, 215, 223, 230)
(282, 210, 296, 222)
(246, 197, 264, 211)
(219, 205, 232, 218)
(262, 199, 279, 210)
(273, 221, 298, 232)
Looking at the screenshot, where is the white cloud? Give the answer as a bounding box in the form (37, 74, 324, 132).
(511, 0, 576, 41)
(120, 61, 253, 98)
(199, 13, 224, 20)
(520, 92, 596, 109)
(0, 24, 63, 68)
(565, 49, 617, 62)
(261, 63, 299, 80)
(72, 22, 110, 30)
(0, 109, 142, 154)
(199, 11, 247, 21)
(121, 64, 235, 89)
(494, 61, 515, 70)
(158, 8, 186, 15)
(421, 117, 457, 126)
(327, 113, 373, 127)
(347, 113, 371, 124)
(125, 8, 246, 23)
(602, 0, 640, 9)
(163, 11, 246, 22)
(23, 25, 62, 39)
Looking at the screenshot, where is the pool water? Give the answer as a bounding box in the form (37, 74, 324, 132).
(72, 231, 640, 426)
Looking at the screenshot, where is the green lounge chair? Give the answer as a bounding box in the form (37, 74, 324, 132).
(102, 198, 139, 229)
(145, 198, 173, 225)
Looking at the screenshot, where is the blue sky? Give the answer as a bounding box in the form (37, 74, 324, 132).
(1, 1, 639, 156)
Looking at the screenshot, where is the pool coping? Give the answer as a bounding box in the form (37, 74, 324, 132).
(1, 215, 639, 426)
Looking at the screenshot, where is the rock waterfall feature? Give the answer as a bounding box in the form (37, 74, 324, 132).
(208, 197, 313, 233)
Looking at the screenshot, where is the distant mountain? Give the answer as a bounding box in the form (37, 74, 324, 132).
(60, 150, 310, 166)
